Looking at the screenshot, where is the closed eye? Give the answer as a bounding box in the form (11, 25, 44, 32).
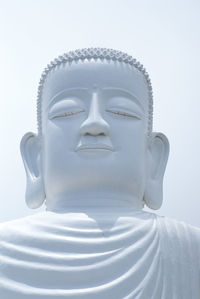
(49, 109, 84, 120)
(106, 109, 141, 120)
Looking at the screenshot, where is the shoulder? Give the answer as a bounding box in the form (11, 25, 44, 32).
(0, 216, 30, 243)
(156, 214, 200, 264)
(0, 212, 49, 242)
(156, 214, 200, 241)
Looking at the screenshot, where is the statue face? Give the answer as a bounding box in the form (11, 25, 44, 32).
(41, 59, 150, 209)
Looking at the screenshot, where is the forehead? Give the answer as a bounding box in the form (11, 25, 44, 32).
(42, 59, 149, 110)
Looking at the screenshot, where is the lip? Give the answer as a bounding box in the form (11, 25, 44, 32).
(75, 144, 114, 151)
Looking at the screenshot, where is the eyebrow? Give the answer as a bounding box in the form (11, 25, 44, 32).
(46, 87, 145, 112)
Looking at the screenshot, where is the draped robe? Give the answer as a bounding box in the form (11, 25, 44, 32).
(0, 210, 200, 299)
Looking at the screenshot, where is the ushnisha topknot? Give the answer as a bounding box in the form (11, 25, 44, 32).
(37, 48, 153, 136)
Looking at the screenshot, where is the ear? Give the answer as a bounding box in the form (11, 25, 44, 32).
(144, 132, 170, 210)
(20, 132, 46, 209)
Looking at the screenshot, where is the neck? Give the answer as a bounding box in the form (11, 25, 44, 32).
(45, 192, 144, 213)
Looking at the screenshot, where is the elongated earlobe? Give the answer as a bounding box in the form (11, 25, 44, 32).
(20, 132, 46, 209)
(144, 132, 170, 210)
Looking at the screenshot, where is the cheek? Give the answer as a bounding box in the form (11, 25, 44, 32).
(45, 118, 81, 147)
(110, 118, 147, 150)
(42, 121, 80, 174)
(113, 120, 147, 175)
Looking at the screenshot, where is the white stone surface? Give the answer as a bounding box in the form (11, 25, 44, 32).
(0, 210, 200, 298)
(0, 49, 200, 298)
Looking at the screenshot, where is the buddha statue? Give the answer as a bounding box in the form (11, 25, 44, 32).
(0, 48, 200, 299)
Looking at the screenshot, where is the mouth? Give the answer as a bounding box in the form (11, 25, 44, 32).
(75, 144, 114, 152)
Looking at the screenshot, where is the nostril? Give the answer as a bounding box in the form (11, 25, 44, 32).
(80, 118, 109, 137)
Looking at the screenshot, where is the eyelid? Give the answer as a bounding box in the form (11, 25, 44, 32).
(104, 93, 145, 114)
(49, 108, 85, 120)
(47, 91, 89, 111)
(48, 97, 84, 112)
(106, 108, 142, 119)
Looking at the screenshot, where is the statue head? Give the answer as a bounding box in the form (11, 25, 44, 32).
(20, 48, 169, 212)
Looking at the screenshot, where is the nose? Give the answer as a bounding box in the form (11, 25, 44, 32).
(80, 92, 109, 136)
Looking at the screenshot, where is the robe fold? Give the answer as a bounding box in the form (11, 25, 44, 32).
(0, 210, 200, 298)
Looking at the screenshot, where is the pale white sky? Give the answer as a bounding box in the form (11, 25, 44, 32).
(0, 0, 200, 226)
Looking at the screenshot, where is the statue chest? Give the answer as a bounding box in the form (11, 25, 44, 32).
(0, 212, 200, 298)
